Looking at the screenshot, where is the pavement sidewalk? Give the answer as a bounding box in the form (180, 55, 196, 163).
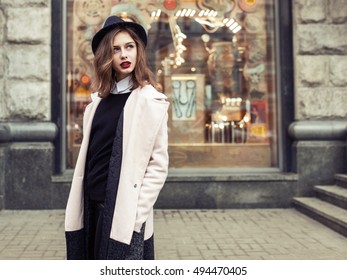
(0, 209, 346, 260)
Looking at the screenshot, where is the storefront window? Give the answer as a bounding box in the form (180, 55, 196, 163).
(66, 0, 278, 169)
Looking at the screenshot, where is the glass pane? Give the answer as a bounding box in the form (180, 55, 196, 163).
(66, 0, 278, 169)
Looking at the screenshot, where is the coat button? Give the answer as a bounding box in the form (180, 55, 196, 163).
(134, 184, 137, 188)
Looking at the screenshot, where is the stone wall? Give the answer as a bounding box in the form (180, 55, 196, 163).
(0, 0, 51, 121)
(0, 0, 55, 209)
(293, 0, 347, 120)
(292, 0, 347, 196)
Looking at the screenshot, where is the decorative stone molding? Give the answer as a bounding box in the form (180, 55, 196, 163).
(0, 122, 57, 142)
(289, 120, 347, 140)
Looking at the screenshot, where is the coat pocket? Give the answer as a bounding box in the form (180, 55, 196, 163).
(107, 224, 145, 260)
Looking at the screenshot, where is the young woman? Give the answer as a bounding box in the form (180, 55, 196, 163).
(65, 16, 169, 260)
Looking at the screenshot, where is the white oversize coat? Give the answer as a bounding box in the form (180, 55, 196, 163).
(65, 84, 169, 245)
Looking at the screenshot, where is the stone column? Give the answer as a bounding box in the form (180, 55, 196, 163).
(291, 0, 347, 195)
(0, 0, 56, 209)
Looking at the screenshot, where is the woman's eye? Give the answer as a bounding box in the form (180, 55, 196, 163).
(113, 47, 120, 53)
(127, 44, 135, 49)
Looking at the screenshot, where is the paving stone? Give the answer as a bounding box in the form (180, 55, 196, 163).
(0, 209, 347, 260)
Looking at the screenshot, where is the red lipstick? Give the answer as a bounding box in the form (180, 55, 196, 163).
(120, 62, 131, 69)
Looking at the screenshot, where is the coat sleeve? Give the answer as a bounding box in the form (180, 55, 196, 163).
(134, 112, 169, 232)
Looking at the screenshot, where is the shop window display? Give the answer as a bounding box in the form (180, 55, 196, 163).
(66, 0, 278, 169)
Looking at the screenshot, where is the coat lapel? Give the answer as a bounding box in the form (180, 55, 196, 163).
(111, 85, 169, 244)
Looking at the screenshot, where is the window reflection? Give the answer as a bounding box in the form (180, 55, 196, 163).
(66, 0, 277, 169)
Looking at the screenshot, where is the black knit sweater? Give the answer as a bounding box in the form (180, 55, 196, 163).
(85, 92, 131, 202)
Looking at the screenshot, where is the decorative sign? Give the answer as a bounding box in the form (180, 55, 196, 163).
(166, 74, 206, 143)
(172, 79, 197, 121)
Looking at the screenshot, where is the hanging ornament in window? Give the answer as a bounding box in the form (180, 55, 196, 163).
(164, 0, 178, 11)
(238, 0, 258, 13)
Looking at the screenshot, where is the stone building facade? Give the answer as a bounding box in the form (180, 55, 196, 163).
(0, 0, 56, 209)
(290, 0, 347, 196)
(294, 0, 347, 119)
(0, 0, 346, 209)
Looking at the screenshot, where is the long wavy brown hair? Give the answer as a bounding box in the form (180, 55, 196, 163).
(91, 26, 158, 98)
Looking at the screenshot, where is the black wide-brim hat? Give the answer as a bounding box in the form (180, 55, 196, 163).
(92, 15, 147, 54)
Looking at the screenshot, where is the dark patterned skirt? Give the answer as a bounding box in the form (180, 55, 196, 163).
(87, 200, 154, 260)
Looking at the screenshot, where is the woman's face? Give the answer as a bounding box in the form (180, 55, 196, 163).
(112, 31, 137, 81)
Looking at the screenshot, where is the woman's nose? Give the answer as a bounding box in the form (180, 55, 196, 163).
(120, 49, 127, 59)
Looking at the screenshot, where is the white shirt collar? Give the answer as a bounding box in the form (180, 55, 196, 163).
(110, 76, 133, 94)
